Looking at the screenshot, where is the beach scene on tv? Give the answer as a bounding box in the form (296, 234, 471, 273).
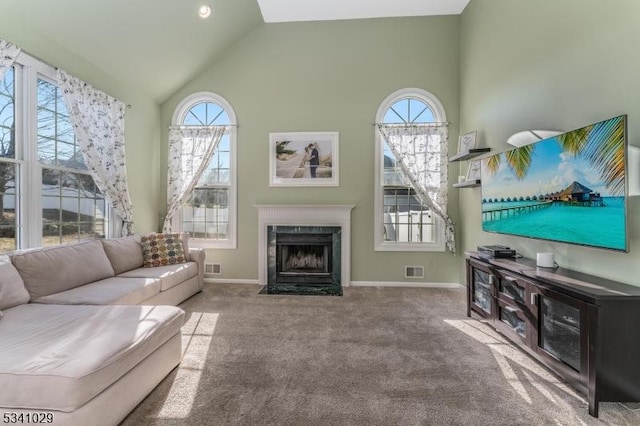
(481, 115, 627, 251)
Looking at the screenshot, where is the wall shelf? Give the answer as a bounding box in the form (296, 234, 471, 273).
(449, 148, 491, 162)
(453, 180, 481, 188)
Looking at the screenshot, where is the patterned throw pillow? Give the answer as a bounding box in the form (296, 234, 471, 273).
(141, 233, 186, 268)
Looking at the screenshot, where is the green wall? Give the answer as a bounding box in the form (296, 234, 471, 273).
(8, 1, 636, 287)
(0, 28, 162, 233)
(459, 0, 640, 285)
(161, 17, 463, 284)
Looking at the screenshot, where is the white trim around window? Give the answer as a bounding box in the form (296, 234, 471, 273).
(374, 88, 447, 252)
(171, 92, 237, 249)
(1, 52, 113, 253)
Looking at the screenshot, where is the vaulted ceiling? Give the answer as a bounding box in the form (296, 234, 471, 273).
(0, 0, 470, 103)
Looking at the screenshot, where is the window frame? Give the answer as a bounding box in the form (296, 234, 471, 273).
(374, 88, 447, 252)
(171, 91, 237, 249)
(0, 52, 113, 253)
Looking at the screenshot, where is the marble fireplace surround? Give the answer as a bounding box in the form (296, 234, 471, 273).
(254, 205, 355, 287)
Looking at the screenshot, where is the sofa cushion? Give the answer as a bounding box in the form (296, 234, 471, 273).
(0, 304, 184, 412)
(117, 262, 198, 291)
(101, 236, 144, 274)
(141, 233, 186, 268)
(0, 260, 30, 310)
(33, 276, 162, 305)
(10, 240, 115, 300)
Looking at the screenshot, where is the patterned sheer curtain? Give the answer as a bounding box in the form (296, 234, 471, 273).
(0, 39, 20, 81)
(56, 69, 135, 236)
(163, 126, 228, 232)
(378, 124, 456, 253)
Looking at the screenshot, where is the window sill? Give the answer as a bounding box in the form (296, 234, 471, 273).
(189, 239, 237, 250)
(375, 242, 445, 252)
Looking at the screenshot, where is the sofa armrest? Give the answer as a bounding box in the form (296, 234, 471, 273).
(189, 248, 206, 290)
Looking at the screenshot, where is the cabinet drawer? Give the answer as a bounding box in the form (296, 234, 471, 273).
(496, 301, 527, 345)
(496, 273, 531, 306)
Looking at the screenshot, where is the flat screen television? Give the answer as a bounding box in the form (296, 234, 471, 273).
(480, 115, 628, 252)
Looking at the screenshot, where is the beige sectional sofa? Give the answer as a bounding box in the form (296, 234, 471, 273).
(0, 235, 205, 426)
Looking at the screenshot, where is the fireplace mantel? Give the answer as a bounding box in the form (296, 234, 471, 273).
(254, 205, 355, 286)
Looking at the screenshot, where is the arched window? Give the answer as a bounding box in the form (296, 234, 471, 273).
(374, 88, 447, 251)
(172, 92, 237, 248)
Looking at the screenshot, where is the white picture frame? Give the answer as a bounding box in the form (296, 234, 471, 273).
(457, 131, 478, 154)
(269, 131, 339, 187)
(466, 160, 481, 181)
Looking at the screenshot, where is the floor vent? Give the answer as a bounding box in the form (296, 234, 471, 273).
(405, 266, 424, 279)
(205, 263, 222, 275)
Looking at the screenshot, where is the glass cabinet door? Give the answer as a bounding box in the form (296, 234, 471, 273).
(538, 295, 581, 372)
(471, 267, 492, 315)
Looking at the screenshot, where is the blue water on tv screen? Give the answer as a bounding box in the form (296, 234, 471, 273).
(480, 115, 628, 251)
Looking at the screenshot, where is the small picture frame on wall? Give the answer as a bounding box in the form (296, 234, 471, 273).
(457, 131, 478, 154)
(465, 160, 481, 181)
(269, 131, 339, 187)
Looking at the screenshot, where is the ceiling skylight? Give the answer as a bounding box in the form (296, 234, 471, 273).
(257, 0, 471, 23)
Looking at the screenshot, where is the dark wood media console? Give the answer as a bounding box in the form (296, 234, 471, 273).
(465, 252, 640, 417)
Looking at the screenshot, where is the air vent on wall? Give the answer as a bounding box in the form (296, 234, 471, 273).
(405, 266, 424, 279)
(205, 263, 222, 275)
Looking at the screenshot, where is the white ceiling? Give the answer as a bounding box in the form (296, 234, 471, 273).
(257, 0, 471, 23)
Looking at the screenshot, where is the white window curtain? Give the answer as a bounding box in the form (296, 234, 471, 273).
(0, 39, 20, 81)
(164, 126, 228, 232)
(56, 69, 134, 236)
(378, 124, 456, 253)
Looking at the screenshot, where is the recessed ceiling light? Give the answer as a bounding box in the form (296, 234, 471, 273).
(198, 5, 212, 19)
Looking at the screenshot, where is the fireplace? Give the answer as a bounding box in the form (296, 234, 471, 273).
(254, 204, 355, 292)
(266, 226, 341, 295)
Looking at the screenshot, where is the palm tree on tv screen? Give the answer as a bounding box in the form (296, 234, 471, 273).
(556, 117, 625, 196)
(484, 116, 625, 196)
(483, 144, 535, 181)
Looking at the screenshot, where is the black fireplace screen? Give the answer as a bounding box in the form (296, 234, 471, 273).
(275, 233, 333, 284)
(280, 244, 330, 274)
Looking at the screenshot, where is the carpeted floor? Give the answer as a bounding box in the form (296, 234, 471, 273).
(121, 283, 640, 425)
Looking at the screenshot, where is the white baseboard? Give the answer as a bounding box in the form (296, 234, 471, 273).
(349, 281, 464, 289)
(204, 278, 464, 289)
(204, 278, 260, 285)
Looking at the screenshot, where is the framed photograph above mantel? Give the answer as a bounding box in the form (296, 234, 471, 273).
(269, 131, 339, 187)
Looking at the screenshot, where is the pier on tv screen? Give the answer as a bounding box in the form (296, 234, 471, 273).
(480, 115, 628, 252)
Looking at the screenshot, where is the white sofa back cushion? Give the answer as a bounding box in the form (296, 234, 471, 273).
(101, 236, 144, 275)
(0, 260, 30, 310)
(11, 240, 115, 300)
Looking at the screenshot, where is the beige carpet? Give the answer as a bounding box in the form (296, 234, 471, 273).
(121, 284, 640, 425)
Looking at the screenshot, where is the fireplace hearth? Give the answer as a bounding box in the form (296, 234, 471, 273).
(264, 225, 342, 295)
